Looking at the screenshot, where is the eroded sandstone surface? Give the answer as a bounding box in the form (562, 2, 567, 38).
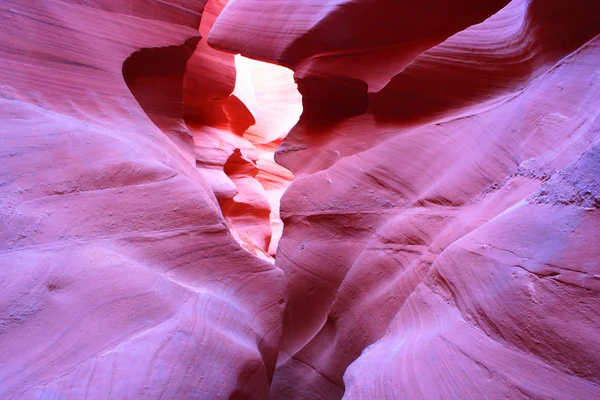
(1, 0, 599, 399)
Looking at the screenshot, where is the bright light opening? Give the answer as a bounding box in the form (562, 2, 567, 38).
(224, 55, 302, 259)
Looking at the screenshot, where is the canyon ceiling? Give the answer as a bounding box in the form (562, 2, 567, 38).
(1, 0, 599, 399)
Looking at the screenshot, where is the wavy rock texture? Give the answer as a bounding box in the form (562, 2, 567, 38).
(0, 0, 288, 398)
(211, 0, 600, 399)
(1, 0, 599, 399)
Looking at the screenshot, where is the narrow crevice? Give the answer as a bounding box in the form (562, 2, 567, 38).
(122, 37, 301, 262)
(185, 53, 302, 260)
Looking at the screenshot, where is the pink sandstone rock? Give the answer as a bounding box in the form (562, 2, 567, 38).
(210, 0, 600, 398)
(1, 0, 599, 399)
(0, 0, 287, 398)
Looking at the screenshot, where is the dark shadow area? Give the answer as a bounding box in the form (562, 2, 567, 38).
(123, 37, 200, 150)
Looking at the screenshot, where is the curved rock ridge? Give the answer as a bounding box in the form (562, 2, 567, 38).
(276, 0, 600, 177)
(0, 0, 288, 398)
(209, 0, 600, 399)
(275, 38, 600, 398)
(209, 0, 510, 68)
(1, 0, 599, 399)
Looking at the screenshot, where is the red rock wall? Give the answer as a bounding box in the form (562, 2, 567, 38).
(212, 0, 600, 399)
(1, 0, 599, 399)
(0, 0, 286, 398)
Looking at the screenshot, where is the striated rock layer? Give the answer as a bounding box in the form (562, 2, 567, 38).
(211, 0, 600, 399)
(1, 0, 599, 399)
(0, 0, 291, 398)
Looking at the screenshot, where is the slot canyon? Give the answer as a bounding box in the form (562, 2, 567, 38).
(0, 0, 599, 399)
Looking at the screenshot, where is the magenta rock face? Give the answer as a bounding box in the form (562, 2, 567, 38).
(0, 1, 285, 398)
(1, 1, 599, 399)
